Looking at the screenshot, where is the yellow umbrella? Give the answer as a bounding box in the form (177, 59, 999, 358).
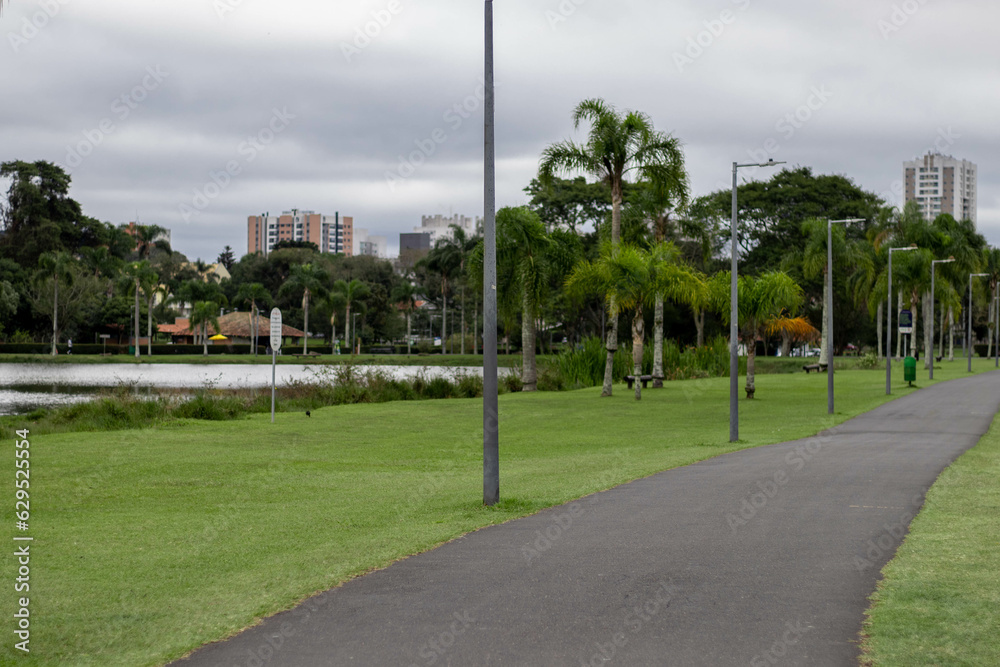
(209, 334, 228, 341)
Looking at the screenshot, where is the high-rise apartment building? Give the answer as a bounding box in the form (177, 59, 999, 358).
(415, 214, 480, 245)
(903, 153, 977, 226)
(247, 210, 353, 256)
(353, 228, 388, 258)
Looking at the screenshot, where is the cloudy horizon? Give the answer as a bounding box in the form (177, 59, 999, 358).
(2, 0, 997, 262)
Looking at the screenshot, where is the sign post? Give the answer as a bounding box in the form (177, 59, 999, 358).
(100, 334, 110, 356)
(899, 309, 913, 356)
(270, 308, 282, 423)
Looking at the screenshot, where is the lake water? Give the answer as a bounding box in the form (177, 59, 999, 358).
(0, 363, 497, 416)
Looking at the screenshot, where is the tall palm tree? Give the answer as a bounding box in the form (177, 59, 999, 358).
(567, 242, 704, 400)
(133, 224, 171, 259)
(796, 218, 851, 366)
(331, 279, 370, 354)
(120, 262, 155, 358)
(189, 301, 221, 356)
(709, 271, 804, 399)
(34, 251, 76, 355)
(136, 263, 162, 356)
(420, 241, 462, 355)
(236, 283, 272, 355)
(539, 98, 686, 396)
(391, 280, 419, 355)
(279, 263, 328, 354)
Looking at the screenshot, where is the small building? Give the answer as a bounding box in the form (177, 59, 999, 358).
(158, 312, 308, 348)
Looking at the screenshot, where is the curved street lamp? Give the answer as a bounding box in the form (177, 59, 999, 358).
(730, 158, 785, 442)
(886, 245, 918, 395)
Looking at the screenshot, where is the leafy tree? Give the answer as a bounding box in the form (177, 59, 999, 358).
(709, 271, 803, 398)
(235, 283, 272, 355)
(189, 301, 221, 356)
(279, 263, 328, 353)
(539, 98, 686, 395)
(524, 176, 619, 233)
(330, 279, 370, 353)
(33, 251, 76, 354)
(272, 240, 319, 253)
(418, 241, 462, 355)
(130, 224, 171, 260)
(0, 280, 18, 338)
(568, 242, 704, 399)
(391, 280, 419, 355)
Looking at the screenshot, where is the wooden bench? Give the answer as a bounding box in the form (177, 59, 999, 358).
(802, 363, 828, 373)
(625, 374, 653, 390)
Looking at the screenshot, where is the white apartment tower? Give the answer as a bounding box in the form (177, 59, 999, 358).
(903, 153, 977, 226)
(415, 214, 480, 245)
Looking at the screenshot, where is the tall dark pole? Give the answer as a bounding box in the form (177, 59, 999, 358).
(968, 274, 988, 373)
(886, 251, 893, 395)
(482, 0, 499, 506)
(729, 163, 739, 442)
(827, 220, 833, 413)
(995, 292, 999, 368)
(929, 258, 954, 380)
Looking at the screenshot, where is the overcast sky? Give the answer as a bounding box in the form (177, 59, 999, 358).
(2, 0, 998, 261)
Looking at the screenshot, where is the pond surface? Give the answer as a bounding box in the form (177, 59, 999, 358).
(0, 363, 494, 415)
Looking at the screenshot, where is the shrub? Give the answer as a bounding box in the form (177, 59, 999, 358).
(858, 352, 881, 369)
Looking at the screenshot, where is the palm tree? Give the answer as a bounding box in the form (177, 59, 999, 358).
(236, 283, 272, 355)
(279, 263, 328, 354)
(567, 242, 703, 400)
(709, 271, 804, 398)
(795, 218, 852, 366)
(34, 251, 76, 355)
(331, 279, 370, 354)
(136, 263, 162, 356)
(391, 280, 419, 355)
(981, 247, 1000, 358)
(120, 262, 155, 358)
(420, 241, 462, 355)
(189, 301, 221, 356)
(133, 224, 171, 259)
(539, 98, 686, 396)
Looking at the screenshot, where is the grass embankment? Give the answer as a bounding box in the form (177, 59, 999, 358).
(861, 404, 1000, 665)
(0, 353, 532, 367)
(1, 360, 996, 666)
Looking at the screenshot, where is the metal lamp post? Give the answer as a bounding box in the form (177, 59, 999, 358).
(730, 158, 785, 442)
(826, 218, 863, 414)
(929, 257, 955, 380)
(995, 293, 999, 369)
(482, 0, 499, 505)
(886, 245, 918, 395)
(968, 273, 988, 372)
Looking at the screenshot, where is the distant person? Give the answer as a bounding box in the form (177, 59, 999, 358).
(67, 338, 72, 355)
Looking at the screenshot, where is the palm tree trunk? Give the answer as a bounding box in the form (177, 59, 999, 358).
(948, 305, 955, 361)
(134, 283, 141, 359)
(345, 305, 352, 354)
(923, 292, 932, 369)
(745, 331, 757, 398)
(147, 297, 153, 356)
(652, 295, 664, 388)
(442, 290, 448, 356)
(303, 292, 310, 354)
(602, 297, 617, 397)
(694, 309, 705, 348)
(406, 312, 412, 355)
(632, 307, 644, 401)
(461, 284, 466, 355)
(910, 293, 918, 359)
(51, 277, 59, 356)
(203, 323, 208, 356)
(521, 289, 537, 392)
(781, 330, 792, 358)
(939, 305, 945, 359)
(876, 302, 883, 359)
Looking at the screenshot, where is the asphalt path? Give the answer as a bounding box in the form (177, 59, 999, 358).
(173, 372, 1000, 667)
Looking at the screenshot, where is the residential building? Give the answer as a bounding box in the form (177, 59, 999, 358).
(903, 153, 977, 225)
(353, 228, 389, 258)
(415, 213, 480, 245)
(247, 209, 354, 256)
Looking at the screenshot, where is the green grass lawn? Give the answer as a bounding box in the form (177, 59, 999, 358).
(860, 398, 1000, 665)
(0, 353, 531, 367)
(2, 359, 997, 666)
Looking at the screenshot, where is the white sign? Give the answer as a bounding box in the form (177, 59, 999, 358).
(270, 308, 283, 350)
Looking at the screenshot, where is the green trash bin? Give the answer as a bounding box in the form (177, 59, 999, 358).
(904, 356, 916, 384)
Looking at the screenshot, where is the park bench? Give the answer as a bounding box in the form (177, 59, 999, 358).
(625, 374, 653, 390)
(802, 363, 828, 373)
(369, 346, 395, 354)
